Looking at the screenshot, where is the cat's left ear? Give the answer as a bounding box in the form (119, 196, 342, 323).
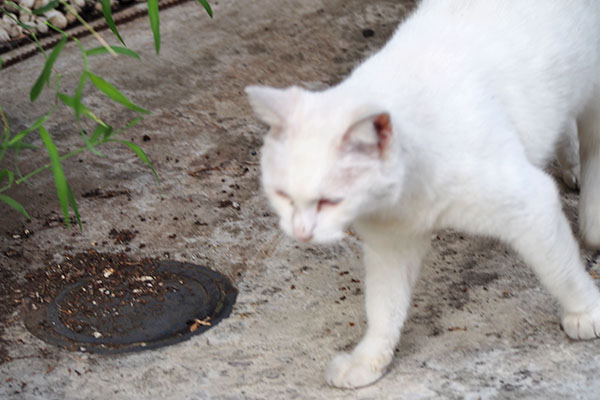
(245, 85, 302, 135)
(341, 113, 393, 157)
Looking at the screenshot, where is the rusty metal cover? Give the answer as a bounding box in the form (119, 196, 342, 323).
(24, 257, 237, 354)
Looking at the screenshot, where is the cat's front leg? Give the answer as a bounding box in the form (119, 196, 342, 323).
(325, 225, 430, 389)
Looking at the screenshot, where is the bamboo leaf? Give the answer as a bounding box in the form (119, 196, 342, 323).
(90, 124, 112, 142)
(74, 71, 87, 120)
(1, 9, 36, 30)
(148, 0, 160, 54)
(195, 0, 213, 18)
(0, 105, 8, 147)
(113, 116, 142, 137)
(85, 46, 141, 60)
(0, 168, 14, 185)
(110, 139, 159, 182)
(30, 35, 68, 102)
(39, 125, 71, 227)
(57, 92, 81, 109)
(0, 194, 31, 220)
(7, 108, 54, 146)
(100, 0, 125, 45)
(0, 169, 14, 192)
(33, 0, 59, 15)
(66, 183, 82, 229)
(57, 92, 107, 127)
(79, 129, 105, 157)
(16, 143, 37, 149)
(88, 72, 150, 114)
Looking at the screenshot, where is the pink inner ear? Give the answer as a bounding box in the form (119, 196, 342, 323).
(374, 113, 392, 154)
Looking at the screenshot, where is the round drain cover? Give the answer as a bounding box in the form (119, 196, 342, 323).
(24, 252, 237, 354)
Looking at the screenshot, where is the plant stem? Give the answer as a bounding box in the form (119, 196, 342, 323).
(58, 0, 116, 56)
(16, 145, 88, 185)
(0, 105, 9, 163)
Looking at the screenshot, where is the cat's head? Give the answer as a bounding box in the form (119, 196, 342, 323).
(246, 85, 404, 243)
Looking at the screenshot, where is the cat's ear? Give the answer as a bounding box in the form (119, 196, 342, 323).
(245, 85, 302, 135)
(341, 113, 392, 157)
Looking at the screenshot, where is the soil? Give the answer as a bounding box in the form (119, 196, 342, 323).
(0, 264, 19, 363)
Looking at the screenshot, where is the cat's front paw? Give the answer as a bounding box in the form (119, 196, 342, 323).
(324, 352, 387, 389)
(562, 305, 600, 340)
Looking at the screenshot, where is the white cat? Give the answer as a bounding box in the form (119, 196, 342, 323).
(246, 0, 600, 389)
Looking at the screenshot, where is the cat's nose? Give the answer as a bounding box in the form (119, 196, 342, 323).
(293, 223, 314, 242)
(292, 210, 316, 242)
(295, 231, 314, 242)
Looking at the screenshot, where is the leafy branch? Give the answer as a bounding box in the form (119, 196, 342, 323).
(0, 0, 213, 227)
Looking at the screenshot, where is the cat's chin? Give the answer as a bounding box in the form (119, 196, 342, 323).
(306, 231, 346, 244)
(280, 224, 346, 244)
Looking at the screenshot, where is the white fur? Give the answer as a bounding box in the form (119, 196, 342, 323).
(246, 0, 600, 389)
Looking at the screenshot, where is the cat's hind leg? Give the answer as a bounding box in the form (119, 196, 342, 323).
(324, 225, 430, 389)
(578, 92, 600, 247)
(444, 161, 600, 340)
(556, 119, 580, 190)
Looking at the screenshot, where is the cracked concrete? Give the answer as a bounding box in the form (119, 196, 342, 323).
(1, 0, 600, 398)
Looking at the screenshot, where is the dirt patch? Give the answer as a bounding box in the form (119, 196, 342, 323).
(0, 265, 20, 363)
(447, 271, 500, 310)
(108, 228, 137, 245)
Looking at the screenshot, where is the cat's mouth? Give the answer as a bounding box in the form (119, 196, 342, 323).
(287, 227, 347, 244)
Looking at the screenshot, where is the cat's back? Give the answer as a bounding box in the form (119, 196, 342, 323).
(406, 0, 599, 68)
(348, 0, 600, 167)
(356, 0, 599, 97)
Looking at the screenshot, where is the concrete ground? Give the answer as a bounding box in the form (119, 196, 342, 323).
(1, 0, 600, 398)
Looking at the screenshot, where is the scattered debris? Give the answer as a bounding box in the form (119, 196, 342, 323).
(3, 248, 21, 258)
(362, 28, 375, 38)
(189, 317, 211, 332)
(447, 326, 468, 332)
(108, 228, 136, 245)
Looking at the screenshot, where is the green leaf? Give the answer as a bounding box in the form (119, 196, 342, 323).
(1, 9, 36, 30)
(0, 56, 3, 70)
(66, 183, 82, 230)
(0, 142, 36, 151)
(87, 72, 150, 114)
(114, 116, 143, 137)
(110, 139, 159, 182)
(78, 129, 105, 157)
(33, 0, 59, 15)
(0, 193, 31, 220)
(90, 124, 112, 142)
(195, 0, 213, 18)
(100, 0, 125, 45)
(0, 169, 14, 192)
(39, 125, 71, 227)
(74, 71, 87, 120)
(85, 46, 141, 60)
(148, 0, 160, 54)
(73, 38, 89, 71)
(30, 35, 68, 102)
(57, 92, 77, 107)
(57, 92, 107, 127)
(7, 108, 54, 147)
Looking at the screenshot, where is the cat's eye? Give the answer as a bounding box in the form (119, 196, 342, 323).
(276, 190, 292, 203)
(317, 198, 342, 211)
